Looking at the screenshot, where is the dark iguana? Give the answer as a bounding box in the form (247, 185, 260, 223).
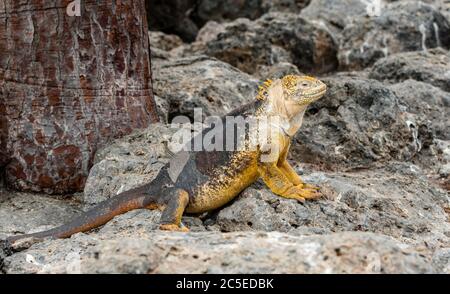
(6, 75, 327, 245)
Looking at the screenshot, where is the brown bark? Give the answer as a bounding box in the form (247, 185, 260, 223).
(0, 0, 158, 194)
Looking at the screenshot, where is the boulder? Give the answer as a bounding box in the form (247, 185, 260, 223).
(153, 95, 170, 123)
(193, 0, 265, 26)
(2, 230, 436, 274)
(0, 188, 82, 240)
(388, 79, 450, 141)
(369, 48, 450, 92)
(253, 62, 302, 80)
(152, 55, 259, 120)
(387, 79, 450, 186)
(149, 31, 184, 52)
(182, 12, 338, 75)
(338, 1, 450, 70)
(293, 76, 423, 168)
(432, 248, 450, 274)
(369, 50, 450, 186)
(261, 0, 311, 13)
(257, 13, 338, 74)
(146, 0, 311, 42)
(301, 0, 371, 33)
(183, 18, 283, 75)
(434, 139, 450, 190)
(191, 0, 311, 28)
(215, 164, 450, 248)
(146, 0, 199, 42)
(83, 123, 175, 206)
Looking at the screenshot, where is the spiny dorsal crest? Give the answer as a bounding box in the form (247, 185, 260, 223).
(256, 79, 273, 101)
(282, 75, 299, 96)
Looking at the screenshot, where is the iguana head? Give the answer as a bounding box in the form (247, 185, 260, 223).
(257, 75, 327, 105)
(281, 75, 327, 105)
(256, 75, 327, 136)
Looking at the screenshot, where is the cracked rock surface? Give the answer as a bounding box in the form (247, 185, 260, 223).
(3, 231, 437, 274)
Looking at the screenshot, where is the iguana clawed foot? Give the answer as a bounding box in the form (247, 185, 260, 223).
(282, 184, 322, 203)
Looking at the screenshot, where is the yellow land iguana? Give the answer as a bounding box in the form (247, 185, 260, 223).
(5, 75, 327, 245)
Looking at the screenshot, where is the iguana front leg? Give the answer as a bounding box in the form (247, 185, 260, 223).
(278, 160, 303, 186)
(257, 161, 320, 202)
(278, 160, 320, 190)
(277, 142, 319, 190)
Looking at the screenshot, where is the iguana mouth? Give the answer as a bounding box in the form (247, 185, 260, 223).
(305, 87, 327, 98)
(297, 85, 327, 103)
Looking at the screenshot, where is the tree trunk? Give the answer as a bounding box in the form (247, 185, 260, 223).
(0, 0, 158, 194)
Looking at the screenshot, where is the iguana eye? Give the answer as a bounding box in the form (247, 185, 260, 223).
(301, 82, 309, 87)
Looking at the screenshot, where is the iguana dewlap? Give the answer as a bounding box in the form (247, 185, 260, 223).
(6, 75, 327, 244)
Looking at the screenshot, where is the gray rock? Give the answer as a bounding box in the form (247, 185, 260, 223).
(146, 0, 199, 42)
(338, 1, 450, 70)
(146, 0, 311, 42)
(0, 243, 7, 273)
(257, 13, 338, 74)
(388, 79, 450, 141)
(432, 248, 450, 274)
(439, 162, 450, 178)
(415, 0, 450, 16)
(0, 188, 82, 239)
(96, 209, 206, 234)
(192, 0, 311, 27)
(386, 79, 450, 182)
(149, 31, 184, 52)
(153, 95, 170, 123)
(152, 55, 259, 120)
(294, 76, 423, 168)
(3, 230, 435, 274)
(149, 46, 172, 61)
(369, 48, 450, 92)
(215, 188, 294, 232)
(254, 62, 302, 80)
(379, 76, 449, 188)
(434, 139, 450, 189)
(216, 164, 450, 248)
(183, 18, 283, 75)
(194, 0, 265, 25)
(261, 0, 311, 13)
(301, 0, 370, 33)
(182, 12, 338, 75)
(83, 123, 175, 206)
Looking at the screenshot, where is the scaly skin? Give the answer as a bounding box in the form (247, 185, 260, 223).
(6, 75, 327, 245)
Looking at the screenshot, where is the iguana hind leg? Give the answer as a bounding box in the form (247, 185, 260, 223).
(159, 188, 190, 232)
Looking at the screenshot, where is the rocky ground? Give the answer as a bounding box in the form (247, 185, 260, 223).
(1, 0, 450, 273)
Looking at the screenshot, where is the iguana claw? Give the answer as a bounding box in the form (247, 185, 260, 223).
(159, 224, 190, 232)
(284, 185, 322, 202)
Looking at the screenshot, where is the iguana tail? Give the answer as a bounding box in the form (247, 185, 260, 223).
(6, 184, 152, 245)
